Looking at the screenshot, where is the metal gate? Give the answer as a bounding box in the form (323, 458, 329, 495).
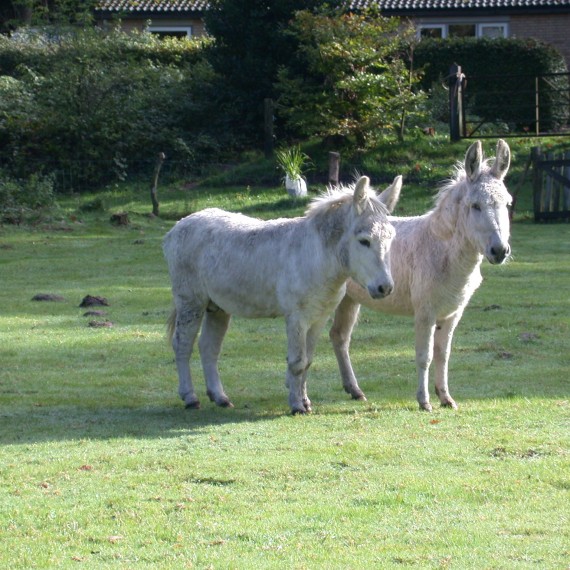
(448, 64, 570, 141)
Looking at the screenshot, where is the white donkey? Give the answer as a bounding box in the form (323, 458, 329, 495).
(330, 140, 512, 411)
(164, 176, 395, 414)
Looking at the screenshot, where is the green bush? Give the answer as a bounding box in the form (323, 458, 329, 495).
(0, 29, 218, 191)
(0, 170, 56, 223)
(415, 37, 569, 132)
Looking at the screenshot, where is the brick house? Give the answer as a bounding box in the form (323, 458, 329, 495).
(95, 0, 570, 66)
(95, 1, 208, 38)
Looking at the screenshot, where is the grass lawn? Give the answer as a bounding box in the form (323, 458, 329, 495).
(1, 145, 569, 568)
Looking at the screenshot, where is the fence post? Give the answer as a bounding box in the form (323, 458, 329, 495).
(531, 146, 542, 222)
(563, 152, 570, 215)
(150, 152, 165, 217)
(328, 152, 340, 186)
(449, 63, 465, 142)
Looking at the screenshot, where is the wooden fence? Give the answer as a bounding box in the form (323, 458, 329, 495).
(531, 147, 570, 222)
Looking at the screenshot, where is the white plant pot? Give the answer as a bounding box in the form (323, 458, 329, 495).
(285, 174, 307, 198)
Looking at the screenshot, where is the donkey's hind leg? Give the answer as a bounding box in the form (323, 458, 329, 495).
(329, 295, 366, 400)
(199, 308, 233, 408)
(172, 302, 204, 409)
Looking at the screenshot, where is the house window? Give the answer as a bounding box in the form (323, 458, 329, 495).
(418, 22, 508, 40)
(449, 24, 476, 38)
(420, 26, 444, 39)
(148, 26, 193, 38)
(480, 23, 508, 39)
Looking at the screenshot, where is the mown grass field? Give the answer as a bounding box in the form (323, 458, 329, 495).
(1, 138, 569, 568)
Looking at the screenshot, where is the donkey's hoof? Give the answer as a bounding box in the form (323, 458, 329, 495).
(351, 392, 367, 401)
(441, 399, 458, 410)
(419, 402, 433, 412)
(217, 399, 234, 408)
(185, 400, 201, 410)
(291, 405, 310, 415)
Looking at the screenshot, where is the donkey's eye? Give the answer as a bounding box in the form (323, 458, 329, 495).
(471, 203, 481, 211)
(358, 238, 371, 248)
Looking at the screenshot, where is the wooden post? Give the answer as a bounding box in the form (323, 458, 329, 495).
(544, 152, 554, 215)
(510, 153, 532, 221)
(151, 152, 165, 217)
(449, 63, 465, 142)
(553, 152, 562, 214)
(264, 98, 274, 159)
(563, 151, 570, 216)
(328, 152, 340, 186)
(531, 146, 542, 222)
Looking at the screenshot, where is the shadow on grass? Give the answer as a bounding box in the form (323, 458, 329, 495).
(0, 403, 286, 446)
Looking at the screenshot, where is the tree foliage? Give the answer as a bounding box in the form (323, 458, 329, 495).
(275, 7, 426, 147)
(0, 30, 218, 190)
(1, 0, 97, 33)
(203, 0, 341, 146)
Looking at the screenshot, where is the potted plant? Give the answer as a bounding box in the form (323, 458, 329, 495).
(275, 145, 311, 198)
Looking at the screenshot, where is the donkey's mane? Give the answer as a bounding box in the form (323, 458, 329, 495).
(305, 182, 389, 218)
(433, 155, 509, 211)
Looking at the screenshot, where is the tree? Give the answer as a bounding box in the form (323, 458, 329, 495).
(1, 0, 97, 33)
(275, 7, 426, 147)
(203, 0, 341, 147)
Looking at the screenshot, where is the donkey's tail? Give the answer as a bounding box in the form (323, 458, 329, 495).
(166, 307, 177, 344)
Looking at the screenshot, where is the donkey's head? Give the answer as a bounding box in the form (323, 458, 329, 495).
(347, 176, 396, 298)
(434, 139, 512, 264)
(464, 139, 512, 264)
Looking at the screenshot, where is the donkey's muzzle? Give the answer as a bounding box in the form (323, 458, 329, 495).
(368, 280, 394, 299)
(488, 243, 511, 264)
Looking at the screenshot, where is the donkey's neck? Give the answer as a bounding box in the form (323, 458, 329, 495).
(427, 211, 483, 277)
(306, 203, 355, 287)
(311, 201, 349, 250)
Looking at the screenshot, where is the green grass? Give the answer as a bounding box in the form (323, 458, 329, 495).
(1, 140, 569, 568)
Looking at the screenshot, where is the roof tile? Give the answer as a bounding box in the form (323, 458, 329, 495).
(95, 0, 570, 12)
(96, 1, 208, 12)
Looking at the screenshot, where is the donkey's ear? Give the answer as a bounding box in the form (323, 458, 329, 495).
(465, 140, 483, 182)
(377, 175, 402, 214)
(353, 175, 370, 214)
(491, 139, 511, 180)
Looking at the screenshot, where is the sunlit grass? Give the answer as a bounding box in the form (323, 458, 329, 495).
(1, 147, 569, 568)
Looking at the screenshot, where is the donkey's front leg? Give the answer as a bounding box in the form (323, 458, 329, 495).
(285, 316, 310, 414)
(433, 314, 461, 409)
(199, 308, 233, 408)
(414, 314, 436, 411)
(172, 304, 204, 409)
(329, 295, 366, 400)
(299, 316, 330, 412)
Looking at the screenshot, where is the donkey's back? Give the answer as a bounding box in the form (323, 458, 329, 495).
(163, 208, 313, 319)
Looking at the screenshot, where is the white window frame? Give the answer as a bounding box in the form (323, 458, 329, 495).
(148, 26, 193, 38)
(479, 23, 509, 38)
(417, 21, 509, 40)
